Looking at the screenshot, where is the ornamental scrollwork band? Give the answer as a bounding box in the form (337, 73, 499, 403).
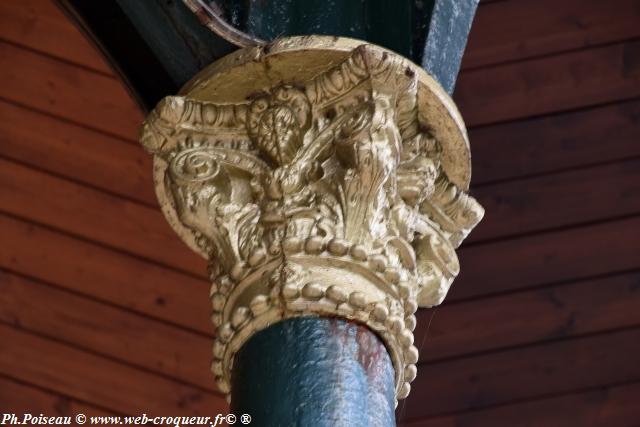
(139, 37, 484, 401)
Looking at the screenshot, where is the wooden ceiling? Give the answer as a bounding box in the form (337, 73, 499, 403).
(1, 0, 640, 425)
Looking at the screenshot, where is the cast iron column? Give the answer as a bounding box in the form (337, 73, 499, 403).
(59, 1, 483, 424)
(138, 37, 483, 425)
(232, 318, 396, 426)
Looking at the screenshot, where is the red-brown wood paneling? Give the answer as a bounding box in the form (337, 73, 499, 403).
(465, 0, 640, 69)
(1, 0, 638, 424)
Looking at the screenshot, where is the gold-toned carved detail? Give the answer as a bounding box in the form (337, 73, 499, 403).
(138, 36, 484, 401)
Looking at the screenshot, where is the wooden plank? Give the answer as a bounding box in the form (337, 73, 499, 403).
(1, 100, 639, 260)
(0, 0, 111, 74)
(2, 197, 637, 337)
(0, 158, 207, 277)
(0, 376, 113, 416)
(469, 99, 640, 185)
(0, 41, 141, 139)
(464, 0, 640, 69)
(4, 97, 639, 217)
(0, 100, 156, 206)
(405, 381, 640, 427)
(455, 39, 640, 127)
(400, 327, 640, 419)
(0, 270, 213, 391)
(4, 218, 638, 396)
(0, 324, 226, 415)
(415, 271, 640, 363)
(453, 216, 640, 300)
(2, 21, 639, 147)
(468, 157, 640, 242)
(2, 121, 638, 281)
(1, 88, 638, 271)
(0, 214, 211, 335)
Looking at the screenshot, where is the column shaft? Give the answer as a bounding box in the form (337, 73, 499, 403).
(231, 317, 396, 427)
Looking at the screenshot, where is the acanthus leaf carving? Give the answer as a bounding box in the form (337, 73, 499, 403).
(139, 37, 484, 402)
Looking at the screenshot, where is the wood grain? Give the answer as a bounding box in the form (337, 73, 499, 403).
(0, 100, 156, 206)
(401, 327, 640, 419)
(0, 41, 141, 139)
(0, 376, 112, 416)
(2, 24, 640, 148)
(468, 157, 640, 242)
(0, 214, 211, 334)
(0, 158, 207, 276)
(0, 324, 226, 415)
(0, 270, 213, 390)
(0, 0, 111, 74)
(469, 99, 640, 185)
(453, 216, 640, 300)
(3, 138, 638, 284)
(415, 271, 640, 363)
(1, 1, 638, 423)
(456, 39, 640, 126)
(464, 0, 640, 69)
(404, 381, 640, 427)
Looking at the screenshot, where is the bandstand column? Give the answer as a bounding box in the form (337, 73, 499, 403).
(137, 37, 484, 425)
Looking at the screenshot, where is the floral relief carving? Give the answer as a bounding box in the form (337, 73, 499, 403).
(139, 38, 483, 401)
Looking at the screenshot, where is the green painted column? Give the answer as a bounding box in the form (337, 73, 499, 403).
(60, 2, 482, 425)
(231, 317, 396, 427)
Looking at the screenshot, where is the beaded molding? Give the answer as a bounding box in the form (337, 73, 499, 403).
(139, 37, 483, 400)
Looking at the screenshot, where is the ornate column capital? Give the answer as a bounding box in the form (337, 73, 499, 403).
(139, 36, 483, 400)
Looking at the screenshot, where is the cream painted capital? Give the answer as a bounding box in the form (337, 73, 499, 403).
(139, 36, 484, 400)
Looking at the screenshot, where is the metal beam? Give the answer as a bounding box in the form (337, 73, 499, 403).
(57, 0, 479, 110)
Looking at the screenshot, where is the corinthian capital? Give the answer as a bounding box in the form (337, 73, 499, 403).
(139, 36, 483, 400)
